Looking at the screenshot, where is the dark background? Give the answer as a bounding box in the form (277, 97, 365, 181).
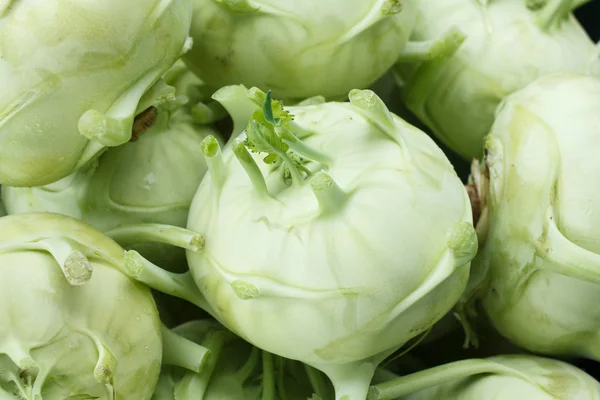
(576, 1, 599, 41)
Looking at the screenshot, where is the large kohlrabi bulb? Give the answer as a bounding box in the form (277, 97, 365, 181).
(368, 355, 600, 399)
(0, 213, 210, 399)
(0, 0, 193, 187)
(182, 0, 465, 101)
(393, 0, 599, 160)
(132, 87, 477, 400)
(2, 107, 221, 270)
(465, 73, 600, 361)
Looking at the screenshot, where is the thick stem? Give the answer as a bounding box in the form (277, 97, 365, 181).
(537, 207, 600, 285)
(277, 126, 332, 167)
(161, 325, 211, 373)
(211, 85, 258, 138)
(105, 224, 204, 252)
(261, 352, 276, 400)
(368, 358, 535, 399)
(191, 101, 228, 124)
(396, 27, 466, 63)
(123, 250, 215, 316)
(234, 346, 261, 382)
(310, 171, 348, 215)
(305, 364, 331, 400)
(173, 331, 228, 399)
(202, 135, 226, 188)
(536, 0, 575, 31)
(232, 139, 270, 197)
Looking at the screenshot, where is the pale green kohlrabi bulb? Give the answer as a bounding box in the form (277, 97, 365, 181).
(0, 213, 211, 400)
(463, 73, 600, 361)
(127, 87, 477, 400)
(182, 0, 466, 102)
(393, 0, 600, 160)
(368, 355, 600, 400)
(0, 0, 193, 187)
(2, 105, 222, 270)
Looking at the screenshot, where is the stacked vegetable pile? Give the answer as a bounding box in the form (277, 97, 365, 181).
(1, 0, 599, 399)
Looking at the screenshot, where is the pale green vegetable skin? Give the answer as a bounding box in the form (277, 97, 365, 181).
(183, 0, 412, 100)
(0, 213, 163, 399)
(394, 0, 598, 160)
(185, 88, 477, 400)
(385, 355, 600, 399)
(0, 0, 192, 187)
(1, 109, 219, 269)
(472, 73, 600, 361)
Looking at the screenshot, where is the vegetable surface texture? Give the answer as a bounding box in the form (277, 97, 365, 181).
(369, 355, 600, 399)
(0, 213, 208, 399)
(141, 87, 478, 400)
(183, 0, 463, 101)
(0, 0, 192, 186)
(394, 0, 598, 159)
(465, 73, 600, 361)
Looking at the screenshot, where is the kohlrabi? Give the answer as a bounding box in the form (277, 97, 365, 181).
(126, 87, 477, 399)
(0, 213, 211, 400)
(393, 0, 599, 160)
(462, 73, 600, 362)
(182, 0, 465, 101)
(0, 0, 193, 187)
(368, 355, 600, 399)
(2, 86, 222, 270)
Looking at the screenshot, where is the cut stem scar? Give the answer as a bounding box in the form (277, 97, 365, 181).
(105, 224, 204, 252)
(38, 237, 93, 285)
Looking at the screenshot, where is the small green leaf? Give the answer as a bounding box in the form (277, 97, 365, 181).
(263, 90, 279, 125)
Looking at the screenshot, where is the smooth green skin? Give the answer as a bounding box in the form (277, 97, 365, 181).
(0, 0, 192, 187)
(394, 0, 597, 160)
(2, 112, 220, 270)
(0, 213, 162, 399)
(184, 0, 413, 100)
(473, 73, 600, 361)
(398, 355, 600, 400)
(186, 90, 476, 399)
